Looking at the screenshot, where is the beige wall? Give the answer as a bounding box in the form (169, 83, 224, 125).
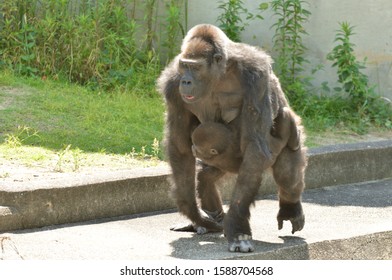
(187, 0, 392, 99)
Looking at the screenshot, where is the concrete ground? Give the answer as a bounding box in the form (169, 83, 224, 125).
(1, 140, 392, 234)
(1, 179, 391, 260)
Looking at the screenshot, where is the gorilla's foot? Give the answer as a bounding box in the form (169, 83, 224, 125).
(170, 223, 197, 232)
(169, 224, 213, 234)
(170, 209, 224, 234)
(228, 234, 254, 253)
(195, 209, 224, 234)
(277, 201, 305, 234)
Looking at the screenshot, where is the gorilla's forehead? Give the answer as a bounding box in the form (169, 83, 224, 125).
(182, 37, 214, 59)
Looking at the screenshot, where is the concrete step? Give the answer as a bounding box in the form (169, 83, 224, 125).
(1, 140, 392, 232)
(0, 179, 391, 260)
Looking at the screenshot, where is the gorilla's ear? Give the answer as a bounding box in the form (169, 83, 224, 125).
(214, 54, 223, 64)
(210, 148, 219, 155)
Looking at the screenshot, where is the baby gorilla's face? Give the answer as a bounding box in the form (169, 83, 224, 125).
(191, 141, 219, 160)
(192, 144, 219, 160)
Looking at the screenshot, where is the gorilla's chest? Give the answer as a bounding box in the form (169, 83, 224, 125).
(186, 90, 243, 123)
(186, 70, 244, 124)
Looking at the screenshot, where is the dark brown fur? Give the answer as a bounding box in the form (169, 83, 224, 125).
(192, 121, 241, 173)
(192, 106, 303, 173)
(158, 24, 307, 252)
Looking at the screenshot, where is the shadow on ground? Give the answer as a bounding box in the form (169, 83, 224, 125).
(170, 233, 309, 260)
(264, 180, 392, 208)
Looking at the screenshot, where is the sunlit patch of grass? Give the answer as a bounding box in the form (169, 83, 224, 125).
(0, 71, 165, 156)
(0, 140, 165, 173)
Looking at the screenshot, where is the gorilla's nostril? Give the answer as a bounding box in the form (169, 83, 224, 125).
(181, 80, 192, 86)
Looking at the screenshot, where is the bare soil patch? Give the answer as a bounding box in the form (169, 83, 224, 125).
(0, 86, 31, 110)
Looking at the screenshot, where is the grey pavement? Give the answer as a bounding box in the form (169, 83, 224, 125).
(1, 140, 392, 233)
(1, 179, 391, 260)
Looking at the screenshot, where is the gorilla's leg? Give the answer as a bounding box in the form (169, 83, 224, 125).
(272, 146, 307, 234)
(224, 144, 266, 252)
(271, 107, 301, 153)
(224, 174, 262, 252)
(197, 164, 225, 218)
(195, 164, 226, 234)
(171, 164, 225, 234)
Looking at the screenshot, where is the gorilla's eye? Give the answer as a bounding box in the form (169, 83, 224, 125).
(210, 148, 218, 155)
(189, 64, 201, 71)
(179, 61, 189, 69)
(214, 54, 223, 63)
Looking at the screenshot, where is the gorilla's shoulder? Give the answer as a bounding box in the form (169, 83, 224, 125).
(228, 42, 272, 74)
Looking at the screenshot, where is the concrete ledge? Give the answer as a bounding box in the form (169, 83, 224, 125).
(306, 140, 392, 189)
(1, 180, 391, 259)
(1, 140, 391, 232)
(234, 231, 392, 260)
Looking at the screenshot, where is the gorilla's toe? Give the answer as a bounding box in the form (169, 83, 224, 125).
(228, 234, 254, 253)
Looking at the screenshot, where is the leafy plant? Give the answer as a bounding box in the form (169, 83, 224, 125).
(269, 0, 311, 90)
(129, 138, 161, 161)
(4, 126, 40, 148)
(327, 22, 392, 128)
(151, 138, 161, 159)
(0, 0, 176, 90)
(163, 0, 185, 61)
(144, 0, 156, 54)
(0, 0, 38, 75)
(54, 144, 83, 172)
(216, 0, 261, 42)
(54, 144, 71, 172)
(327, 22, 372, 108)
(17, 14, 38, 76)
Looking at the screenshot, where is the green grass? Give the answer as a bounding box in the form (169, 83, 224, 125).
(0, 71, 165, 156)
(1, 71, 391, 173)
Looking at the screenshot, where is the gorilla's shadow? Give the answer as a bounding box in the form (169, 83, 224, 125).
(169, 233, 309, 260)
(263, 179, 392, 208)
(302, 181, 392, 208)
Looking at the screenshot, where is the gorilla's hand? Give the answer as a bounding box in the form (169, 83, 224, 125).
(277, 201, 305, 234)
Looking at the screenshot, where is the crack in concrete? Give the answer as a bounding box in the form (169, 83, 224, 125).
(0, 236, 24, 260)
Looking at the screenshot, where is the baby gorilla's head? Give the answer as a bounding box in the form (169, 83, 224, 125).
(191, 122, 232, 160)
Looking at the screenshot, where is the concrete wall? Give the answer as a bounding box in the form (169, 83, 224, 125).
(186, 0, 392, 100)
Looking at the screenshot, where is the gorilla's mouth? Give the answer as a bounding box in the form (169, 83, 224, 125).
(191, 145, 213, 160)
(182, 94, 196, 102)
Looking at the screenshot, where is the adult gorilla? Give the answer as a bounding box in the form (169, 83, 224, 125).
(158, 24, 307, 252)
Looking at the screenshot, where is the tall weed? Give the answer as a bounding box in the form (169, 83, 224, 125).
(327, 22, 392, 128)
(269, 0, 311, 90)
(216, 0, 262, 42)
(0, 0, 171, 91)
(163, 0, 185, 61)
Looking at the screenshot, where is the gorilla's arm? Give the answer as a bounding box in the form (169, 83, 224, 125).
(240, 68, 273, 164)
(223, 67, 275, 252)
(159, 66, 223, 232)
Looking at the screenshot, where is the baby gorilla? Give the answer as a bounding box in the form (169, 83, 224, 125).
(191, 107, 302, 173)
(191, 122, 241, 173)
